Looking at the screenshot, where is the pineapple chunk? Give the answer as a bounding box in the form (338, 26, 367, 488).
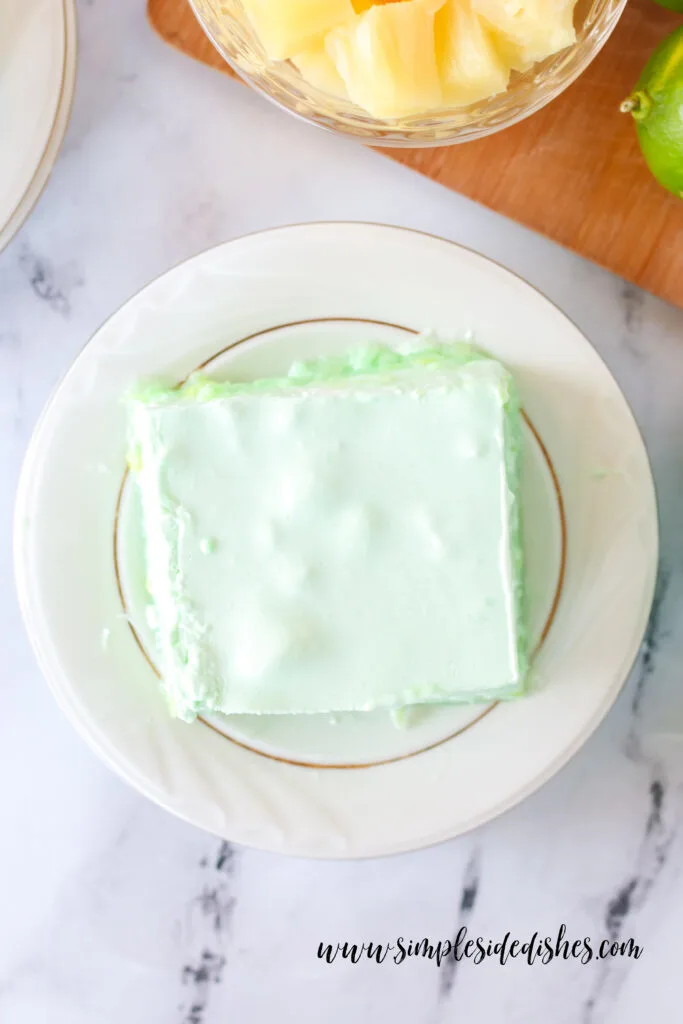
(352, 0, 442, 9)
(293, 44, 349, 97)
(436, 0, 509, 107)
(472, 0, 576, 71)
(351, 0, 418, 8)
(241, 0, 356, 61)
(326, 0, 446, 119)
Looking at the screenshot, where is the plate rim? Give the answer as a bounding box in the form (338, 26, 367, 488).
(14, 222, 660, 858)
(0, 0, 78, 254)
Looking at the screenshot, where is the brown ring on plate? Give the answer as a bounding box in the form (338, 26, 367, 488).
(114, 317, 567, 770)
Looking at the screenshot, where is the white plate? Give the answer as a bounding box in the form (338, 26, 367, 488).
(0, 0, 77, 253)
(15, 224, 658, 858)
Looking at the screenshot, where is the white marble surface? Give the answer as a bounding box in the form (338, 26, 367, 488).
(2, 1, 683, 1021)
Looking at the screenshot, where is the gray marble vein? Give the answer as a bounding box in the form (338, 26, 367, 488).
(177, 841, 239, 1022)
(629, 567, 672, 725)
(438, 847, 481, 1002)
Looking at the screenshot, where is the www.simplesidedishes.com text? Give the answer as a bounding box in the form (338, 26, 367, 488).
(317, 925, 642, 967)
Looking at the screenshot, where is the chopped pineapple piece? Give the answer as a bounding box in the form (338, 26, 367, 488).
(352, 0, 444, 8)
(292, 44, 349, 97)
(436, 0, 509, 106)
(326, 0, 445, 119)
(241, 0, 356, 61)
(472, 0, 576, 71)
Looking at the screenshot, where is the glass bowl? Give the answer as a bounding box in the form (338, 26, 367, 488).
(188, 0, 626, 147)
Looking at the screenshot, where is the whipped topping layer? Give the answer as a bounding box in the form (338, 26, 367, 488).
(128, 341, 527, 721)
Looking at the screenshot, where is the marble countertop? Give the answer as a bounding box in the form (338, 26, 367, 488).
(2, 2, 683, 1021)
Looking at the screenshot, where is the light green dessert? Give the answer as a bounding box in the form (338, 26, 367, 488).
(128, 340, 527, 722)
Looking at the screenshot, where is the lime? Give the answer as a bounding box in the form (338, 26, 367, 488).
(652, 0, 683, 10)
(621, 25, 683, 198)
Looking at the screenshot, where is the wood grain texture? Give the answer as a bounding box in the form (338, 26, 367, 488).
(148, 0, 682, 308)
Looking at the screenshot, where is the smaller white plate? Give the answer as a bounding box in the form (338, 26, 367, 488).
(15, 224, 658, 858)
(117, 319, 564, 768)
(0, 0, 77, 252)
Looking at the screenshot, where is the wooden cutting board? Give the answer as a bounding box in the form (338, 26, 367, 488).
(148, 0, 683, 308)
